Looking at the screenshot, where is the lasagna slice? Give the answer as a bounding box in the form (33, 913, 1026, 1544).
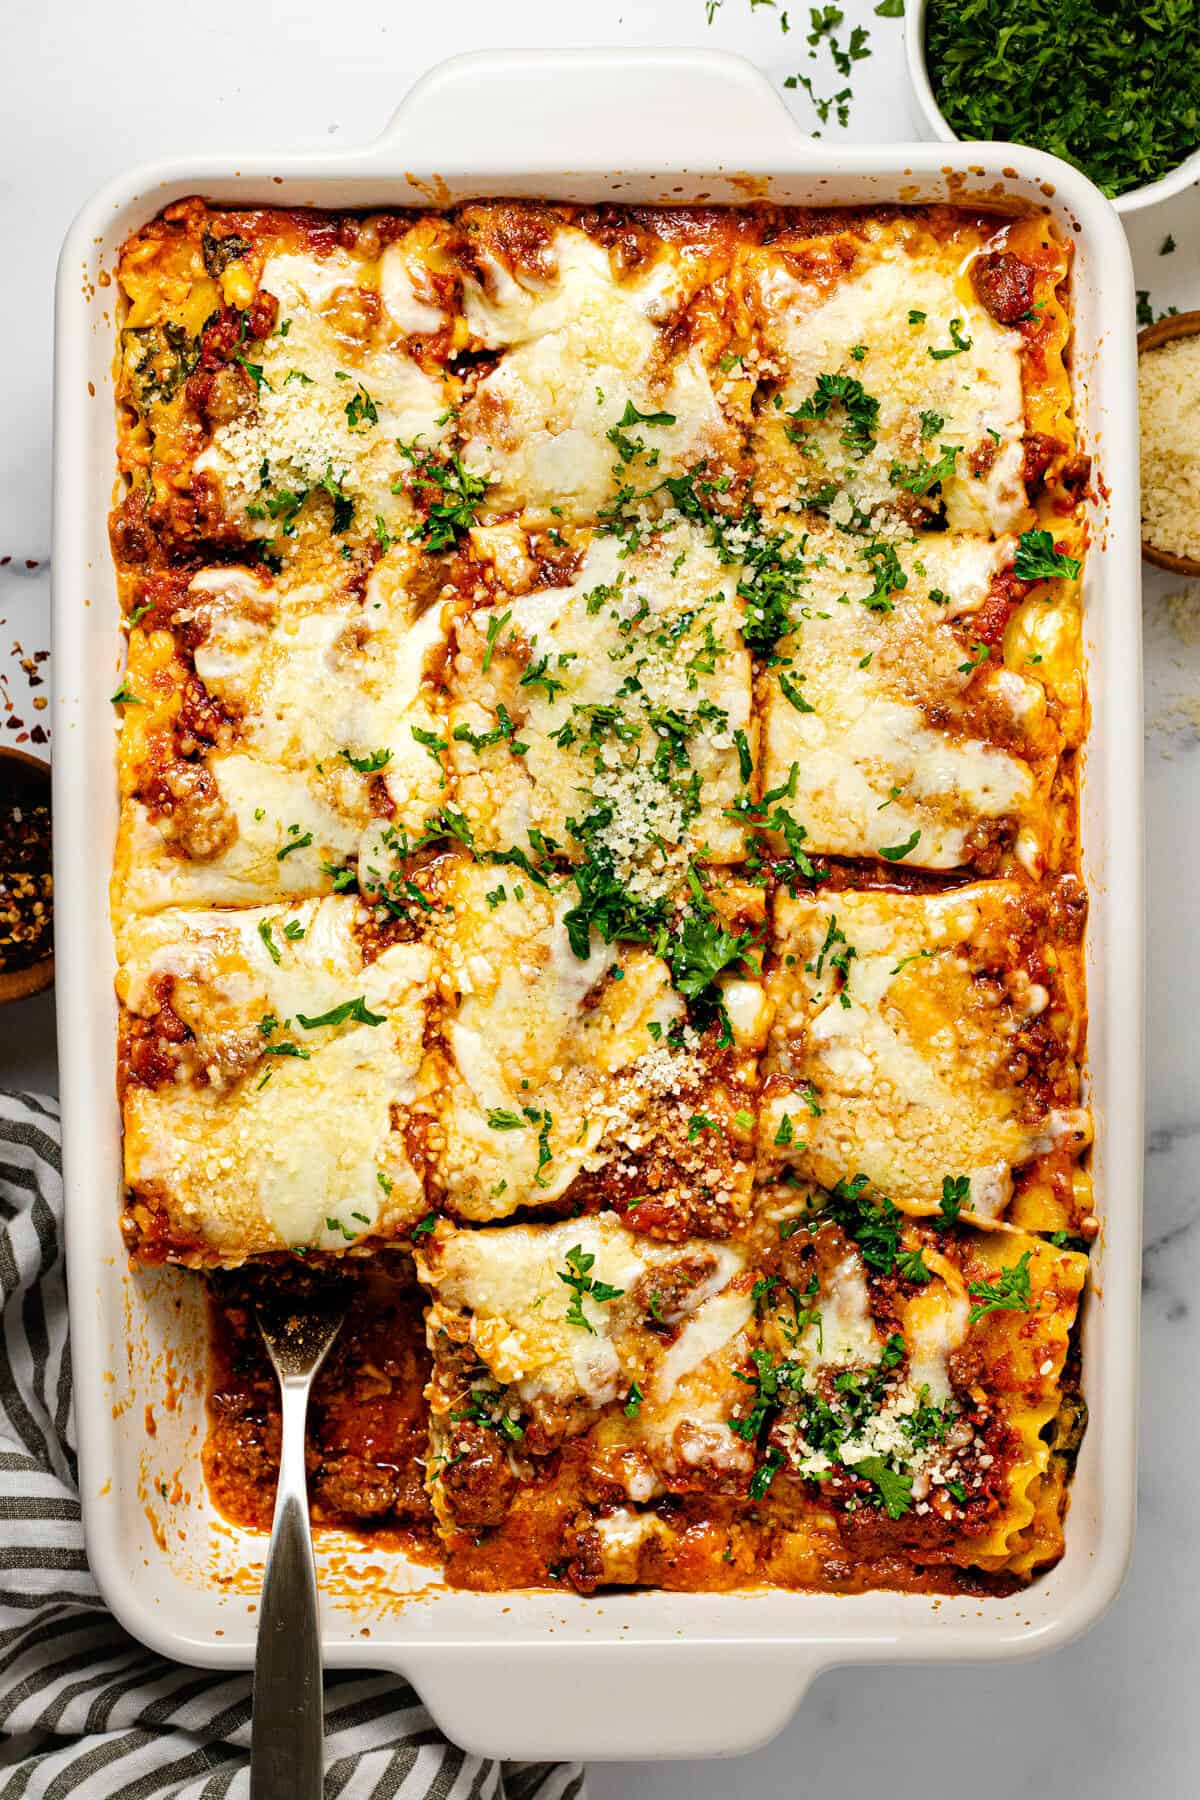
(416, 1211, 1086, 1592)
(742, 210, 1072, 538)
(759, 880, 1090, 1224)
(112, 550, 451, 913)
(117, 898, 435, 1265)
(113, 197, 457, 572)
(446, 520, 753, 882)
(757, 522, 1064, 874)
(453, 206, 746, 526)
(416, 1214, 757, 1579)
(422, 856, 767, 1234)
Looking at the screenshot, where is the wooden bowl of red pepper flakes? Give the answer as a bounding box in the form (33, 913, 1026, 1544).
(0, 748, 53, 1004)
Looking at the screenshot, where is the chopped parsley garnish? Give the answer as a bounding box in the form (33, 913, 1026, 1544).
(625, 1381, 644, 1418)
(1013, 528, 1082, 582)
(340, 746, 392, 774)
(411, 725, 449, 780)
(668, 909, 756, 1004)
(967, 1251, 1037, 1323)
(847, 1455, 913, 1519)
(294, 996, 386, 1029)
(486, 1108, 527, 1130)
(317, 462, 354, 533)
(452, 704, 528, 755)
(607, 399, 677, 465)
(778, 670, 816, 713)
(859, 540, 908, 612)
(890, 443, 961, 496)
(957, 642, 991, 676)
(344, 383, 379, 432)
(451, 1390, 525, 1443)
(396, 440, 489, 552)
(235, 356, 269, 394)
(482, 608, 512, 673)
(925, 0, 1200, 200)
(257, 918, 281, 965)
(110, 684, 142, 706)
(896, 1248, 932, 1284)
(928, 318, 972, 360)
(412, 1211, 437, 1237)
(275, 829, 313, 860)
(939, 1174, 970, 1224)
(880, 828, 921, 861)
(558, 1244, 625, 1334)
(825, 1174, 903, 1275)
(789, 372, 880, 458)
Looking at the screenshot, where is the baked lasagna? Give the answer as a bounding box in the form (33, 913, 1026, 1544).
(111, 197, 1093, 1595)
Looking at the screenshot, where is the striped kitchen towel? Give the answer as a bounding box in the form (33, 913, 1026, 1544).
(0, 1089, 586, 1800)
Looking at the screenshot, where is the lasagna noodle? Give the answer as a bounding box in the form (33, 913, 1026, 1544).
(117, 898, 434, 1263)
(743, 212, 1034, 536)
(416, 1213, 758, 1540)
(455, 210, 745, 526)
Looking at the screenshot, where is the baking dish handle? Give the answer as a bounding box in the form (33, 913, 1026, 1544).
(372, 48, 812, 175)
(404, 1643, 828, 1761)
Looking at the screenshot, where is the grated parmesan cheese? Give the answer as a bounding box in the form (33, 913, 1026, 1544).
(1140, 335, 1200, 562)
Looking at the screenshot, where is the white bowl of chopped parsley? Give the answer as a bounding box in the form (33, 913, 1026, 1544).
(905, 0, 1200, 213)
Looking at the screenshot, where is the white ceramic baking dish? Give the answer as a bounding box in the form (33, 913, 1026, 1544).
(52, 48, 1144, 1763)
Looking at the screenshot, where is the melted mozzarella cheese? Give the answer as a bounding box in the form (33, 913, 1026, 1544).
(459, 227, 732, 523)
(449, 523, 751, 882)
(760, 525, 1045, 869)
(761, 884, 1088, 1211)
(195, 246, 448, 548)
(116, 755, 361, 913)
(419, 1214, 749, 1485)
(753, 233, 1029, 534)
(187, 552, 449, 829)
(119, 901, 431, 1256)
(432, 864, 719, 1216)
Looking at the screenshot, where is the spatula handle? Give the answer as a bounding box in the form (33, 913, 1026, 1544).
(250, 1379, 323, 1799)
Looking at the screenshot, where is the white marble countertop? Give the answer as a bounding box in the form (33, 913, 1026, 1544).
(3, 1, 1197, 1791)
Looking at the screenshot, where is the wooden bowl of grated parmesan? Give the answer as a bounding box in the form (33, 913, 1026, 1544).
(1139, 310, 1200, 577)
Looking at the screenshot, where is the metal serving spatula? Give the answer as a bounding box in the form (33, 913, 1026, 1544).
(250, 1296, 346, 1800)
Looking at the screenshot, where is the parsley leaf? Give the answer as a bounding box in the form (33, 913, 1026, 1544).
(558, 1244, 625, 1334)
(928, 318, 972, 360)
(294, 997, 386, 1029)
(848, 1455, 913, 1518)
(789, 372, 880, 458)
(880, 828, 921, 861)
(1013, 528, 1082, 582)
(967, 1251, 1037, 1323)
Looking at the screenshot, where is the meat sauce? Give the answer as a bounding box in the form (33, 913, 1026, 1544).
(205, 1264, 436, 1556)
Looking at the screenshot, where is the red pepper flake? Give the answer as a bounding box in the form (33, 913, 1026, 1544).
(0, 763, 52, 972)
